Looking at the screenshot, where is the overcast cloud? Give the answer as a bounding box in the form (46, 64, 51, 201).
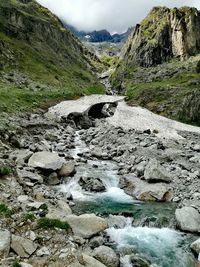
(37, 0, 200, 33)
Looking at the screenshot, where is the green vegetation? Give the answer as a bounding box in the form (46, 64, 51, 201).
(196, 60, 200, 73)
(0, 0, 105, 114)
(12, 260, 22, 267)
(0, 203, 13, 217)
(140, 7, 169, 40)
(111, 54, 200, 124)
(0, 166, 11, 177)
(38, 217, 70, 230)
(100, 55, 119, 68)
(0, 82, 104, 114)
(24, 212, 36, 221)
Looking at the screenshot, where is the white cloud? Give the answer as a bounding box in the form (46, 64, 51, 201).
(37, 0, 200, 33)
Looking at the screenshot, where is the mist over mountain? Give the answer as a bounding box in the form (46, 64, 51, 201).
(37, 0, 200, 33)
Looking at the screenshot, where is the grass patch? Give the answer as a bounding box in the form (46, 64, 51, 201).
(0, 203, 13, 217)
(0, 166, 11, 177)
(12, 260, 22, 267)
(24, 212, 36, 221)
(0, 82, 104, 113)
(38, 217, 70, 230)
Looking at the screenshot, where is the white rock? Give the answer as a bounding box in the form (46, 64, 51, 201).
(191, 238, 200, 253)
(28, 151, 64, 171)
(36, 246, 51, 257)
(0, 230, 11, 258)
(175, 207, 200, 233)
(66, 214, 108, 238)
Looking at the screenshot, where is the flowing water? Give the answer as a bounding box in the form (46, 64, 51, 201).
(59, 131, 196, 267)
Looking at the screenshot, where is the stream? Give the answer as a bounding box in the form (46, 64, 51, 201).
(59, 131, 196, 267)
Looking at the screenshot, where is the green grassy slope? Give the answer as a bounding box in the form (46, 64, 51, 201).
(0, 0, 104, 113)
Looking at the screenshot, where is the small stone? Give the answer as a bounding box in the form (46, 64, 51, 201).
(36, 246, 51, 257)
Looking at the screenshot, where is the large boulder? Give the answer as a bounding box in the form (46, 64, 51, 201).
(11, 235, 37, 258)
(0, 230, 10, 258)
(66, 214, 108, 238)
(191, 238, 200, 254)
(78, 177, 106, 192)
(28, 152, 64, 171)
(126, 177, 172, 202)
(93, 246, 119, 267)
(144, 159, 172, 183)
(175, 207, 200, 233)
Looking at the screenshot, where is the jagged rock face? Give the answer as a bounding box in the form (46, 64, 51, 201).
(179, 89, 200, 125)
(120, 7, 200, 68)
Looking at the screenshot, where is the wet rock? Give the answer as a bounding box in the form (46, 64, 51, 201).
(175, 206, 200, 233)
(48, 172, 60, 185)
(93, 245, 119, 267)
(28, 151, 64, 171)
(78, 177, 106, 192)
(89, 236, 104, 249)
(144, 159, 172, 183)
(66, 214, 108, 238)
(107, 215, 130, 229)
(126, 177, 172, 202)
(129, 254, 151, 267)
(58, 161, 75, 177)
(11, 235, 37, 258)
(191, 238, 200, 254)
(0, 230, 11, 258)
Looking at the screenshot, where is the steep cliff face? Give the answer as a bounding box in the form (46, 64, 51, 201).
(120, 7, 200, 68)
(0, 0, 103, 91)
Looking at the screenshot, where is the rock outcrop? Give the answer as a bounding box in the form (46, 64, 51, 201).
(120, 7, 200, 68)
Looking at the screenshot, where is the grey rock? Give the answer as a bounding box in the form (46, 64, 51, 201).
(48, 172, 60, 185)
(89, 236, 104, 249)
(130, 254, 151, 267)
(58, 161, 75, 177)
(17, 169, 43, 183)
(10, 149, 33, 165)
(126, 177, 172, 202)
(144, 159, 172, 183)
(78, 177, 106, 192)
(36, 246, 51, 256)
(0, 230, 11, 258)
(175, 206, 200, 233)
(66, 214, 108, 238)
(191, 238, 200, 254)
(93, 245, 119, 267)
(11, 235, 37, 258)
(28, 151, 64, 171)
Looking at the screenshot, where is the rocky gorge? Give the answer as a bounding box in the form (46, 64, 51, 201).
(1, 95, 200, 266)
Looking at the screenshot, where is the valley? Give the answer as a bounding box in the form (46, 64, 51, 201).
(1, 1, 200, 267)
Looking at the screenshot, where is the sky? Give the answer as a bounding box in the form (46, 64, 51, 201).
(37, 0, 200, 33)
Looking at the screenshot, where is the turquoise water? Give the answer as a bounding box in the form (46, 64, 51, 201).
(63, 132, 197, 267)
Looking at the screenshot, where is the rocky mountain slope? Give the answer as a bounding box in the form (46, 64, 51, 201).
(0, 0, 104, 114)
(111, 6, 200, 125)
(120, 6, 200, 68)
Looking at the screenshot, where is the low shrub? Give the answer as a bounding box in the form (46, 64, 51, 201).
(38, 217, 70, 230)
